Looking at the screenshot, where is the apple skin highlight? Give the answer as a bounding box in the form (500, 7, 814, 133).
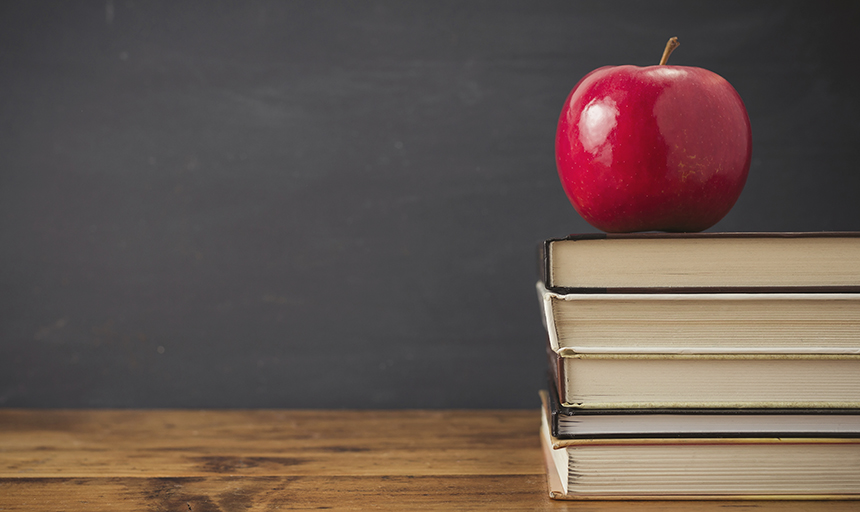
(555, 64, 752, 233)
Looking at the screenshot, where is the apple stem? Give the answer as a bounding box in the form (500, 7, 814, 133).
(659, 37, 680, 65)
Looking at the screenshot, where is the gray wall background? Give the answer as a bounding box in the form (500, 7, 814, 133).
(2, 1, 859, 408)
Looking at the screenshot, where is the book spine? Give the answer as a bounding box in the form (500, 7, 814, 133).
(547, 346, 576, 410)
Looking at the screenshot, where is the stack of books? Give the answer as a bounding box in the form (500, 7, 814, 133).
(536, 232, 860, 500)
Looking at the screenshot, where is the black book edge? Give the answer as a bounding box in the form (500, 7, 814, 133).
(538, 231, 860, 295)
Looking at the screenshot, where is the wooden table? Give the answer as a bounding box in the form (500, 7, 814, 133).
(0, 409, 856, 511)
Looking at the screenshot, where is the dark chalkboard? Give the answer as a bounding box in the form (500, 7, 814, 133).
(2, 1, 859, 408)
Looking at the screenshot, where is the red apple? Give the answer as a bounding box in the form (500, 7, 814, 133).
(555, 38, 751, 233)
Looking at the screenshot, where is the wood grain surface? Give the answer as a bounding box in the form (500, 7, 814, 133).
(1, 409, 857, 511)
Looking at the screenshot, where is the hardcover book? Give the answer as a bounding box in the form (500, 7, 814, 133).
(546, 341, 860, 410)
(540, 232, 860, 294)
(537, 281, 860, 354)
(542, 387, 860, 439)
(539, 393, 860, 500)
